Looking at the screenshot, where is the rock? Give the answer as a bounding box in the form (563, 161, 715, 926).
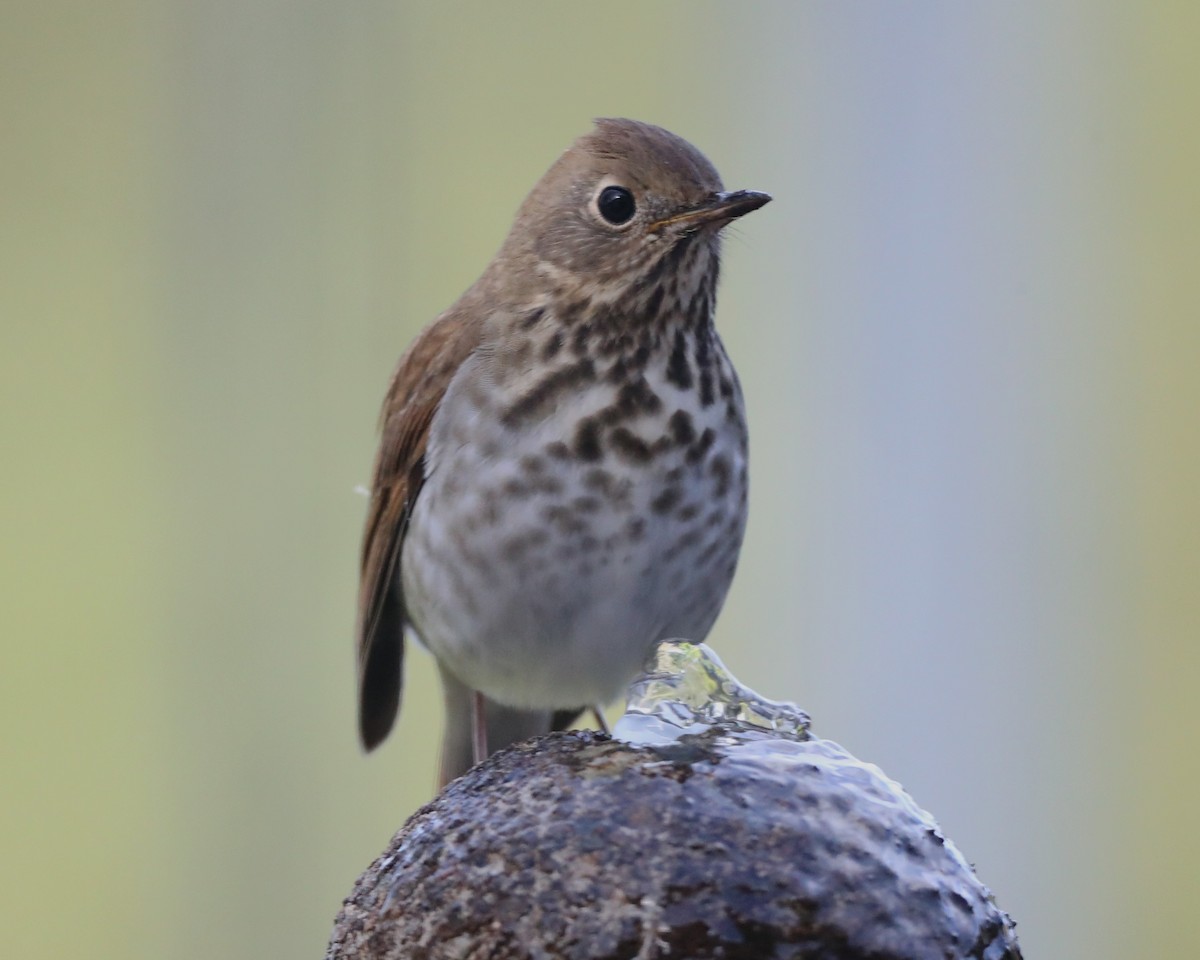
(328, 727, 1021, 959)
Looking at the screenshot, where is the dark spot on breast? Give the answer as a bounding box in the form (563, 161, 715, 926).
(543, 504, 588, 536)
(573, 417, 603, 462)
(520, 454, 544, 474)
(650, 435, 673, 456)
(503, 357, 596, 426)
(583, 467, 632, 507)
(571, 320, 595, 355)
(666, 329, 693, 390)
(572, 495, 601, 514)
(502, 528, 549, 563)
(709, 454, 731, 497)
(501, 478, 531, 499)
(609, 427, 652, 464)
(661, 237, 690, 277)
(664, 527, 703, 562)
(596, 404, 623, 427)
(651, 486, 682, 514)
(542, 330, 563, 361)
(545, 441, 571, 461)
(597, 328, 633, 359)
(662, 276, 678, 309)
(637, 318, 659, 348)
(697, 537, 722, 565)
(590, 302, 622, 337)
(692, 334, 717, 406)
(668, 409, 695, 445)
(583, 467, 613, 491)
(677, 503, 700, 522)
(644, 285, 664, 319)
(626, 517, 646, 542)
(617, 377, 662, 415)
(519, 307, 544, 330)
(501, 472, 563, 498)
(686, 427, 716, 465)
(479, 490, 501, 527)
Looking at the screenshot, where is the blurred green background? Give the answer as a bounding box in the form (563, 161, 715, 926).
(3, 2, 1197, 957)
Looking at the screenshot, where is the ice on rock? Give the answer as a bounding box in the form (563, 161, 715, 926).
(614, 639, 811, 747)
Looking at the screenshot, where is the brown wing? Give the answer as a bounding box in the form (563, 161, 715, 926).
(356, 309, 482, 750)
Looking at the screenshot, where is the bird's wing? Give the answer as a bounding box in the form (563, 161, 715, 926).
(356, 310, 482, 750)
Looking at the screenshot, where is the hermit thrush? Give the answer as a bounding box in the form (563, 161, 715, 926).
(356, 118, 770, 785)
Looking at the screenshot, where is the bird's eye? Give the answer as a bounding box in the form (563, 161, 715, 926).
(596, 185, 636, 225)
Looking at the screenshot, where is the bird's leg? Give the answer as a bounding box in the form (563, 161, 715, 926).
(472, 690, 488, 765)
(591, 704, 612, 736)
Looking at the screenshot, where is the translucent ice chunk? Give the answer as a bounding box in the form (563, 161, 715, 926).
(614, 640, 811, 747)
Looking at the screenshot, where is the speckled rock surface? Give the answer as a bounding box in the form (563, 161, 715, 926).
(328, 730, 1021, 960)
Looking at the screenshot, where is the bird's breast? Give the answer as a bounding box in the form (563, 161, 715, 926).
(401, 322, 748, 709)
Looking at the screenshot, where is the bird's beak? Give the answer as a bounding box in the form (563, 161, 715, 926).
(650, 189, 772, 232)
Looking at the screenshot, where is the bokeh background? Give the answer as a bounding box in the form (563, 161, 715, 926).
(3, 2, 1197, 957)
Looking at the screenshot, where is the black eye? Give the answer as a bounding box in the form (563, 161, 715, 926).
(597, 185, 636, 225)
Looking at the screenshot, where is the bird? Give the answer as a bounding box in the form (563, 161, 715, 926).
(355, 118, 770, 786)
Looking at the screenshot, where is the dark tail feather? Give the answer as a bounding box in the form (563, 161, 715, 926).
(358, 625, 403, 751)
